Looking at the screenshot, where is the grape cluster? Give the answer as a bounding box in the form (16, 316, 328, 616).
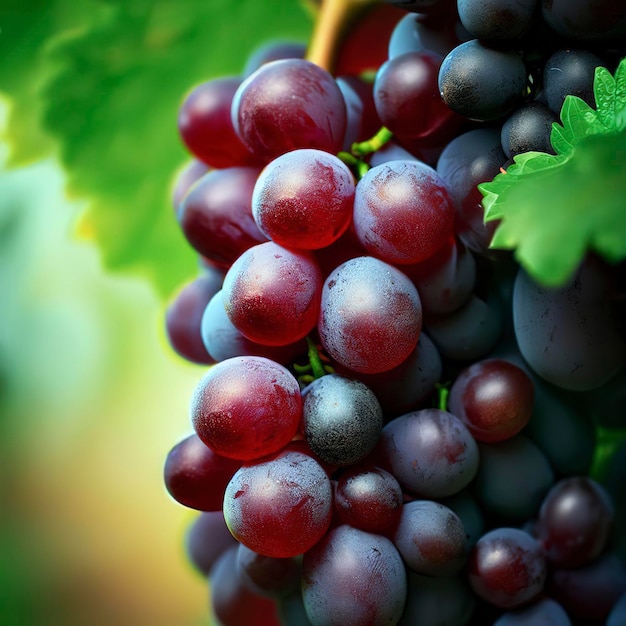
(163, 2, 626, 625)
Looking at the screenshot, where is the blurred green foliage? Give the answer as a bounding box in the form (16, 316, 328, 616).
(0, 0, 313, 298)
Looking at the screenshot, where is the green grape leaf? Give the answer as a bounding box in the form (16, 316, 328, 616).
(481, 57, 626, 286)
(0, 0, 110, 165)
(4, 0, 313, 298)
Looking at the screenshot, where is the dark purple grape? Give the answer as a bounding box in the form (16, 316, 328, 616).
(178, 77, 261, 168)
(334, 466, 403, 533)
(448, 358, 534, 443)
(512, 259, 626, 391)
(349, 332, 442, 418)
(542, 48, 606, 114)
(388, 11, 464, 59)
(336, 75, 381, 150)
(536, 476, 614, 568)
(165, 270, 223, 365)
(185, 511, 238, 577)
(374, 50, 459, 140)
(401, 235, 476, 316)
(457, 0, 538, 41)
(500, 101, 558, 158)
(171, 159, 209, 212)
(232, 58, 347, 161)
(163, 433, 241, 511)
(424, 294, 503, 362)
(177, 166, 266, 266)
(474, 435, 555, 521)
(318, 256, 423, 374)
(393, 499, 468, 576)
(210, 546, 282, 626)
(302, 525, 407, 626)
(438, 40, 527, 122)
(399, 571, 475, 625)
(439, 489, 486, 549)
(378, 408, 480, 498)
(468, 527, 547, 609)
(547, 553, 626, 622)
(541, 0, 626, 42)
(526, 381, 596, 476)
(223, 450, 333, 558)
(436, 128, 506, 253)
(236, 542, 300, 597)
(302, 374, 383, 467)
(494, 597, 571, 625)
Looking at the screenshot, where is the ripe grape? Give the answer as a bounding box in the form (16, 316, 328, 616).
(302, 525, 408, 626)
(474, 435, 554, 521)
(547, 553, 626, 622)
(448, 358, 534, 443)
(236, 542, 300, 597)
(232, 58, 347, 160)
(438, 40, 527, 122)
(317, 256, 423, 374)
(210, 546, 282, 626)
(374, 50, 457, 140)
(178, 77, 260, 168)
(378, 408, 480, 498)
(177, 166, 266, 266)
(468, 527, 547, 609)
(252, 149, 355, 250)
(190, 356, 302, 461)
(302, 374, 383, 467)
(200, 290, 305, 365)
(536, 476, 614, 568)
(513, 259, 626, 391)
(185, 511, 238, 577)
(222, 241, 323, 346)
(457, 0, 537, 41)
(392, 499, 468, 576)
(223, 449, 332, 558)
(163, 433, 241, 511)
(165, 270, 223, 365)
(353, 160, 455, 265)
(334, 466, 403, 533)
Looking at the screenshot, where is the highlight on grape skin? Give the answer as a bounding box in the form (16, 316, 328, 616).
(190, 356, 302, 461)
(223, 449, 333, 558)
(317, 255, 423, 374)
(231, 58, 347, 161)
(222, 241, 323, 347)
(353, 159, 455, 264)
(252, 148, 356, 250)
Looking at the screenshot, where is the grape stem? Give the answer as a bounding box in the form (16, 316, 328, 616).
(306, 0, 379, 73)
(306, 336, 328, 380)
(436, 383, 449, 412)
(351, 126, 393, 157)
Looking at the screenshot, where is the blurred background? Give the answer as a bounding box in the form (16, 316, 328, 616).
(0, 1, 312, 624)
